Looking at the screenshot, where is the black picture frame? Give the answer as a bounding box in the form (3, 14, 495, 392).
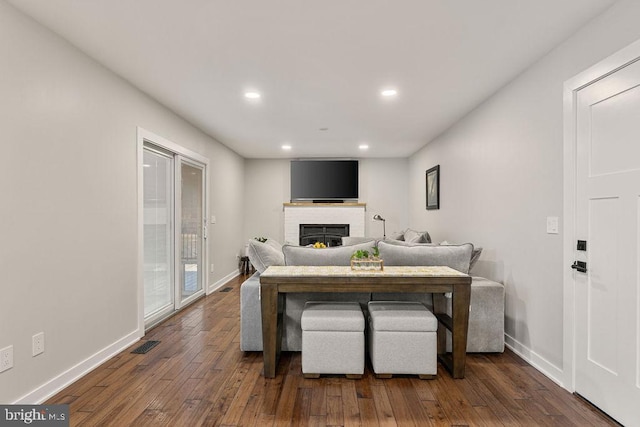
(426, 165, 440, 210)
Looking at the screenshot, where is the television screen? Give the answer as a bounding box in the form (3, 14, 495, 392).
(290, 160, 358, 201)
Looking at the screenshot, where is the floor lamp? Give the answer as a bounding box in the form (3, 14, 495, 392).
(373, 214, 386, 239)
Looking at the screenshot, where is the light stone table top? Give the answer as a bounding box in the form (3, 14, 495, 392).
(261, 265, 468, 278)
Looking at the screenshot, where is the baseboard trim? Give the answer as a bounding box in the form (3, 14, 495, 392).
(16, 270, 239, 404)
(14, 329, 142, 404)
(504, 333, 565, 388)
(207, 270, 240, 294)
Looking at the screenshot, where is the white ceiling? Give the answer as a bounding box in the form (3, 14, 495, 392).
(8, 0, 615, 158)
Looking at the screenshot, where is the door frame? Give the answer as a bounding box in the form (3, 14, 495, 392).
(137, 127, 209, 334)
(562, 38, 640, 391)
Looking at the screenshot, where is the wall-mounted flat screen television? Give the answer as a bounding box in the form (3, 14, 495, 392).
(290, 160, 358, 201)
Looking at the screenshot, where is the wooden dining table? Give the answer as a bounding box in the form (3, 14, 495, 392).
(259, 265, 472, 379)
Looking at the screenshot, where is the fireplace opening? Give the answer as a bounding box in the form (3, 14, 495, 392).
(299, 224, 349, 247)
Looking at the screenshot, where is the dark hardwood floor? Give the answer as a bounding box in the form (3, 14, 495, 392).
(47, 274, 618, 426)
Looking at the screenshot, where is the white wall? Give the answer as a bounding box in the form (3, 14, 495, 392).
(243, 158, 409, 244)
(0, 1, 244, 403)
(408, 0, 640, 377)
(243, 159, 289, 244)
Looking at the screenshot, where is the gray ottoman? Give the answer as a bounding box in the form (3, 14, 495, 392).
(368, 301, 438, 379)
(301, 301, 365, 378)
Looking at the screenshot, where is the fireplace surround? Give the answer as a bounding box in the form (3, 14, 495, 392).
(283, 203, 365, 245)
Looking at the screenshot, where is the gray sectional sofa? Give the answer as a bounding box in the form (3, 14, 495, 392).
(240, 238, 505, 353)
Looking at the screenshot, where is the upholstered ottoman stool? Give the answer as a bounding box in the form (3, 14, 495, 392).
(368, 301, 438, 379)
(301, 301, 365, 378)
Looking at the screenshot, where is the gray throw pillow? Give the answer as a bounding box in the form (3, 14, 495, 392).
(388, 230, 405, 241)
(377, 241, 473, 273)
(283, 241, 377, 266)
(264, 238, 283, 252)
(470, 248, 482, 269)
(403, 228, 432, 244)
(247, 239, 285, 273)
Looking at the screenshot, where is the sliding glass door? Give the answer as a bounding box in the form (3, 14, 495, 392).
(143, 143, 207, 327)
(143, 147, 174, 321)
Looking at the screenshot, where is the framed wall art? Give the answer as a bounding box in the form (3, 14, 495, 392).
(426, 165, 440, 210)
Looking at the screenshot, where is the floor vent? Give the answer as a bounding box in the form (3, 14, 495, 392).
(220, 287, 233, 293)
(131, 340, 160, 354)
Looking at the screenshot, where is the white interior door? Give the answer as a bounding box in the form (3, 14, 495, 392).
(574, 58, 640, 426)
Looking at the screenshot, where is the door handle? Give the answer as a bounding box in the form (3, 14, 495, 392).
(571, 261, 587, 273)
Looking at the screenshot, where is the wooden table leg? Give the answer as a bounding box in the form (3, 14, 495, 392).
(432, 293, 447, 361)
(451, 283, 471, 378)
(260, 282, 280, 378)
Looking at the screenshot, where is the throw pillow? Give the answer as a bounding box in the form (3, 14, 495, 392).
(403, 228, 432, 244)
(247, 239, 285, 273)
(388, 230, 405, 241)
(377, 241, 473, 273)
(264, 238, 283, 252)
(440, 240, 483, 270)
(283, 240, 377, 266)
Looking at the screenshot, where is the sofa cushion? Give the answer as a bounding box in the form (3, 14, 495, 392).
(403, 228, 432, 244)
(247, 239, 285, 273)
(283, 241, 376, 266)
(380, 238, 434, 247)
(377, 241, 473, 273)
(341, 236, 380, 246)
(441, 240, 483, 270)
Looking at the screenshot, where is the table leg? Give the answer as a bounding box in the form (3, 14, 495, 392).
(260, 282, 280, 378)
(433, 293, 447, 360)
(451, 283, 471, 378)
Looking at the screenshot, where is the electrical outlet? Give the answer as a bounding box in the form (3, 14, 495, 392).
(32, 332, 44, 357)
(0, 345, 13, 372)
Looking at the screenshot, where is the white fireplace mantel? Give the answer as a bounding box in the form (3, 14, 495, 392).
(283, 203, 366, 245)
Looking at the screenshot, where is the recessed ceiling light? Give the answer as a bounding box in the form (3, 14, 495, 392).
(319, 127, 329, 131)
(244, 92, 261, 99)
(143, 164, 151, 168)
(359, 144, 369, 150)
(381, 89, 398, 97)
(281, 144, 292, 150)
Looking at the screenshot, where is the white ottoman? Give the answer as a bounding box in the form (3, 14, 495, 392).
(368, 301, 438, 379)
(301, 301, 365, 378)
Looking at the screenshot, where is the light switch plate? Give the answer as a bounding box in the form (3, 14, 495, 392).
(546, 216, 559, 234)
(210, 215, 216, 224)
